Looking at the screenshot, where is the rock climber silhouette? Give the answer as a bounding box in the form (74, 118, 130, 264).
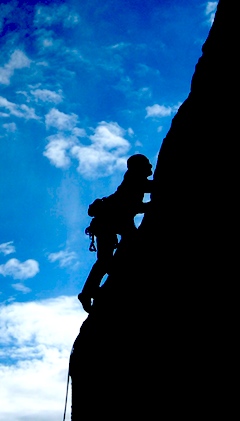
(78, 154, 153, 313)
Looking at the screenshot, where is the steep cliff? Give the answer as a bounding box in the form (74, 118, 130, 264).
(70, 1, 238, 418)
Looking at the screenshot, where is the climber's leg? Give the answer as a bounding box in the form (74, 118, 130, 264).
(78, 231, 116, 312)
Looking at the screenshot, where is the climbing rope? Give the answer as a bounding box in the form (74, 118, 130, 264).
(62, 368, 70, 421)
(62, 347, 73, 421)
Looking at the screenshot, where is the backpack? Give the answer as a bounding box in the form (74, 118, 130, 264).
(85, 197, 118, 252)
(87, 197, 107, 217)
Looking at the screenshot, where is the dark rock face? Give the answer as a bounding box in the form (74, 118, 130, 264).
(70, 1, 237, 419)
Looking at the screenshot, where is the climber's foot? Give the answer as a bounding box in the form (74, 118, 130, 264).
(78, 292, 92, 313)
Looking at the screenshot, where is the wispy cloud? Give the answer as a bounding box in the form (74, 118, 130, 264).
(0, 296, 86, 421)
(0, 50, 31, 85)
(34, 4, 80, 28)
(0, 96, 39, 120)
(34, 28, 55, 50)
(109, 42, 131, 50)
(145, 103, 181, 118)
(11, 283, 31, 293)
(34, 28, 78, 57)
(45, 108, 79, 131)
(205, 2, 218, 25)
(137, 87, 152, 99)
(0, 3, 13, 32)
(0, 111, 8, 117)
(2, 122, 17, 132)
(30, 89, 63, 104)
(0, 258, 39, 280)
(48, 250, 79, 268)
(0, 241, 15, 256)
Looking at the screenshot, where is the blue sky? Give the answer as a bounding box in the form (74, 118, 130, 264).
(0, 0, 217, 419)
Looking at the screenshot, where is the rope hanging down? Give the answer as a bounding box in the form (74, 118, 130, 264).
(62, 347, 73, 421)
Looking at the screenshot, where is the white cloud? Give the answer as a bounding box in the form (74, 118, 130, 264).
(8, 50, 30, 69)
(71, 144, 128, 178)
(127, 127, 134, 136)
(205, 2, 218, 25)
(43, 134, 74, 169)
(89, 121, 130, 153)
(45, 108, 78, 131)
(0, 50, 31, 85)
(0, 96, 39, 120)
(72, 127, 86, 137)
(48, 250, 79, 268)
(31, 89, 63, 104)
(71, 121, 130, 178)
(0, 241, 15, 256)
(0, 258, 39, 280)
(44, 118, 130, 178)
(0, 296, 87, 421)
(145, 103, 179, 118)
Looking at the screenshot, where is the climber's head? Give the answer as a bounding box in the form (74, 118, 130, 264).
(127, 154, 152, 176)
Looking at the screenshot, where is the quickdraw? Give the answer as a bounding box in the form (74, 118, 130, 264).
(85, 226, 97, 252)
(85, 219, 119, 252)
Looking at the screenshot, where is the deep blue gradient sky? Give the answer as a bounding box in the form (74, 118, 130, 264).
(0, 1, 217, 419)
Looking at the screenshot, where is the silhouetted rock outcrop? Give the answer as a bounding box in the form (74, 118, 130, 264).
(70, 1, 237, 418)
